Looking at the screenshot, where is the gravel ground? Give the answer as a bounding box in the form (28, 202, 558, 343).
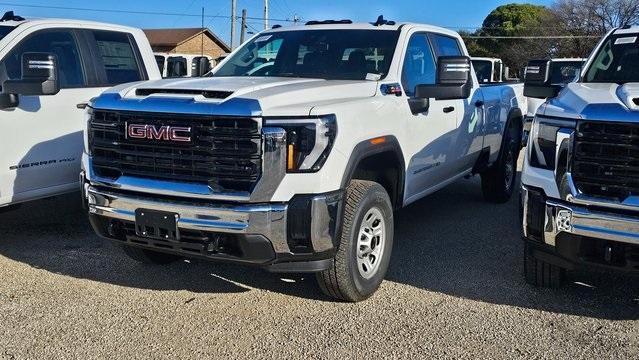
(0, 161, 638, 359)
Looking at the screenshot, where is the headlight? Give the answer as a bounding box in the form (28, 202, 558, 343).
(528, 116, 575, 170)
(264, 115, 337, 173)
(84, 106, 93, 156)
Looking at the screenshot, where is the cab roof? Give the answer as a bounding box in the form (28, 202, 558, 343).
(264, 21, 460, 38)
(613, 25, 639, 35)
(0, 15, 140, 33)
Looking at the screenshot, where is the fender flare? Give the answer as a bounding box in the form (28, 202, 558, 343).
(340, 135, 406, 208)
(507, 107, 524, 134)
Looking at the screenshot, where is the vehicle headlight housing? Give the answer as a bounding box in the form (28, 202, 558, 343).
(264, 115, 337, 173)
(84, 105, 93, 156)
(527, 116, 575, 170)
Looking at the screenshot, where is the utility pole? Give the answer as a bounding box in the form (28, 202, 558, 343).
(263, 0, 269, 30)
(293, 14, 300, 25)
(240, 9, 247, 44)
(201, 7, 204, 56)
(230, 0, 237, 50)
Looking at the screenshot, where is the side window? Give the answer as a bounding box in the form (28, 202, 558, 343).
(428, 34, 462, 57)
(0, 30, 85, 88)
(167, 56, 187, 77)
(154, 55, 165, 73)
(401, 33, 436, 97)
(91, 30, 144, 85)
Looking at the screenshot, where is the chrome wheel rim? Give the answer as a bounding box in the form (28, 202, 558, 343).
(356, 207, 386, 279)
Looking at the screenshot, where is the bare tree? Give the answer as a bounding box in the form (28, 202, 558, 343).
(553, 0, 639, 34)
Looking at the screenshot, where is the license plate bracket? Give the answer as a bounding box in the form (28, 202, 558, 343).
(135, 209, 180, 241)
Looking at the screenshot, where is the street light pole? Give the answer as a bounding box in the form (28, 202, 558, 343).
(264, 0, 269, 30)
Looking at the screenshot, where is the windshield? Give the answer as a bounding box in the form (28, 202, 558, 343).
(213, 30, 400, 80)
(472, 60, 493, 83)
(0, 26, 15, 41)
(550, 61, 584, 85)
(585, 34, 639, 83)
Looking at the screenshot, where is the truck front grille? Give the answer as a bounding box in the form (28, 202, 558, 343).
(573, 121, 639, 200)
(89, 110, 261, 192)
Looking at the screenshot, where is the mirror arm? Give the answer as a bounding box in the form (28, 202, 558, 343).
(408, 97, 430, 115)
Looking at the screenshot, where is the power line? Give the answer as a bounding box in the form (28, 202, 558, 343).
(0, 2, 296, 22)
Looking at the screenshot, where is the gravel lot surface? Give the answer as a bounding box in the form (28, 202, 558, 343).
(1, 162, 638, 359)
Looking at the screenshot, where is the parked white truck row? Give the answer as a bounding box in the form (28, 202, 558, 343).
(0, 11, 161, 208)
(1, 10, 636, 301)
(521, 25, 639, 287)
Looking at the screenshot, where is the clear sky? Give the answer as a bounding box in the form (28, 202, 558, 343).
(3, 0, 553, 45)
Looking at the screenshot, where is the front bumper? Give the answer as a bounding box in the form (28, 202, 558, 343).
(522, 186, 639, 271)
(83, 176, 343, 272)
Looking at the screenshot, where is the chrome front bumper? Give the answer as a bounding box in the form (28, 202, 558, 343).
(83, 178, 343, 264)
(86, 185, 290, 253)
(522, 186, 639, 247)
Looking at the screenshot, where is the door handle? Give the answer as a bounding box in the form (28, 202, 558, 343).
(475, 100, 484, 107)
(77, 102, 88, 109)
(443, 106, 455, 113)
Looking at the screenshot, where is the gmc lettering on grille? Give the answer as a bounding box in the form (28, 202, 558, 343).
(126, 123, 192, 142)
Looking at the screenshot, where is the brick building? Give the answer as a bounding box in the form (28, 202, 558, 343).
(143, 28, 231, 59)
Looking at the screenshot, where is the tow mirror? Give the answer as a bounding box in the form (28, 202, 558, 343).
(3, 52, 60, 96)
(409, 56, 472, 115)
(524, 60, 560, 99)
(192, 57, 211, 77)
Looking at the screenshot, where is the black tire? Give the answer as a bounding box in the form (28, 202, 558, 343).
(481, 119, 521, 203)
(121, 245, 180, 265)
(524, 242, 565, 288)
(316, 180, 394, 302)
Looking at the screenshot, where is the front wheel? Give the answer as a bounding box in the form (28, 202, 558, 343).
(481, 119, 520, 203)
(316, 180, 394, 302)
(524, 242, 565, 288)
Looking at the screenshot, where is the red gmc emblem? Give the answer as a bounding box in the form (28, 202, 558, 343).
(126, 123, 192, 142)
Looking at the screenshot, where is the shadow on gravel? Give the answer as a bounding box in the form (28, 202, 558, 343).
(388, 172, 639, 321)
(0, 193, 326, 300)
(1, 173, 638, 318)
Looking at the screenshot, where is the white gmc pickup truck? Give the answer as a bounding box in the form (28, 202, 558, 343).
(0, 11, 160, 209)
(522, 25, 639, 287)
(82, 17, 525, 301)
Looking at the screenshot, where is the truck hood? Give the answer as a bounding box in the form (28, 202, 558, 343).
(104, 76, 379, 116)
(542, 82, 639, 122)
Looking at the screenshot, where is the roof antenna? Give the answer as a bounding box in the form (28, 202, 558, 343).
(372, 15, 395, 26)
(0, 11, 24, 22)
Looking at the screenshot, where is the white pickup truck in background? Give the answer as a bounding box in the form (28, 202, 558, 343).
(154, 52, 214, 78)
(521, 26, 639, 287)
(524, 58, 586, 133)
(471, 57, 529, 143)
(0, 11, 160, 210)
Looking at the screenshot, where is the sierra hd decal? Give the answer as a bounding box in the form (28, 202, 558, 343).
(9, 157, 76, 170)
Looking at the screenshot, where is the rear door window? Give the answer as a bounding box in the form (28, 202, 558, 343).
(90, 30, 145, 85)
(428, 33, 462, 57)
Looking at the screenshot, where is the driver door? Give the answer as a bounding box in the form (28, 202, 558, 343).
(400, 33, 460, 203)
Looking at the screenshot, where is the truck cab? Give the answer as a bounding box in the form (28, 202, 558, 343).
(83, 17, 523, 301)
(524, 58, 586, 138)
(154, 52, 214, 78)
(471, 57, 505, 83)
(521, 26, 639, 287)
(0, 12, 160, 208)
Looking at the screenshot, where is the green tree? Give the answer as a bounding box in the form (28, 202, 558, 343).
(476, 3, 551, 70)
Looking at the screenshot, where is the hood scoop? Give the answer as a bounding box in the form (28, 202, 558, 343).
(135, 88, 233, 99)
